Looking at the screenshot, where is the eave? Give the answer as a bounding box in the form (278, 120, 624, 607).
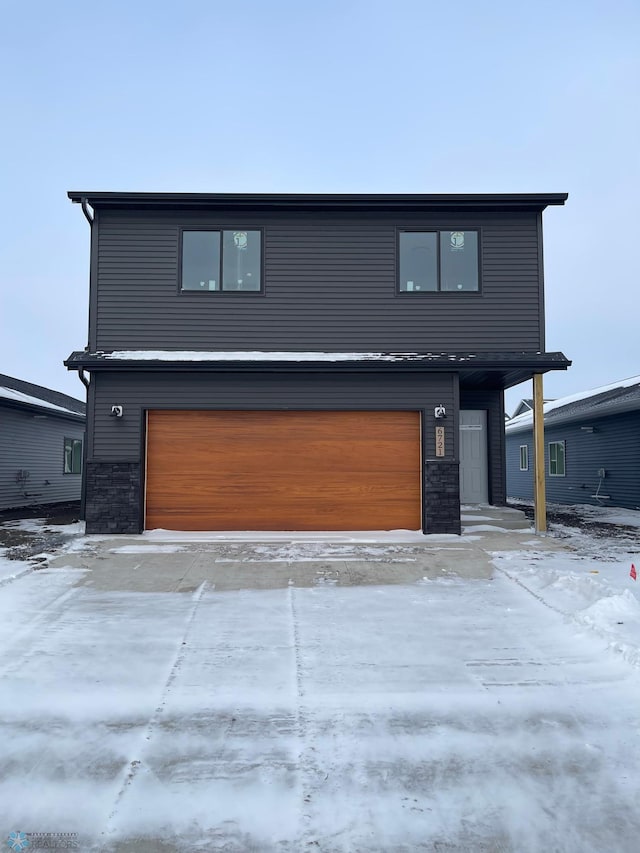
(0, 398, 86, 423)
(507, 397, 640, 434)
(64, 350, 571, 391)
(68, 191, 568, 214)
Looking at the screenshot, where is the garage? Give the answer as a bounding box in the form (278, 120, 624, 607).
(145, 410, 422, 531)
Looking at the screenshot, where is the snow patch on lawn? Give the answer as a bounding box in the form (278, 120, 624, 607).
(491, 547, 640, 667)
(0, 518, 85, 535)
(0, 553, 33, 583)
(509, 499, 640, 530)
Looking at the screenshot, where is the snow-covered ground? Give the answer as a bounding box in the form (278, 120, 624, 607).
(493, 502, 640, 666)
(0, 506, 639, 851)
(0, 518, 84, 579)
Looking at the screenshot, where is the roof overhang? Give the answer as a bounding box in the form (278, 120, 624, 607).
(507, 396, 640, 434)
(68, 192, 568, 214)
(0, 398, 85, 422)
(65, 350, 571, 391)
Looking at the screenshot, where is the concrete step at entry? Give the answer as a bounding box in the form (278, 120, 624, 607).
(461, 505, 531, 531)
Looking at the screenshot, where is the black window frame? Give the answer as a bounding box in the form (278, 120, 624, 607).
(396, 227, 482, 295)
(178, 227, 265, 295)
(548, 440, 566, 477)
(63, 437, 83, 475)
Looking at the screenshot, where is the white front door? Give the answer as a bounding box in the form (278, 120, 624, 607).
(459, 410, 488, 504)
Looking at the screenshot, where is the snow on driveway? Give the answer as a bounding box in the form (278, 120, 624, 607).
(1, 564, 640, 852)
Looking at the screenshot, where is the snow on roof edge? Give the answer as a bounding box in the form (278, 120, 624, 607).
(0, 386, 84, 417)
(506, 374, 640, 432)
(106, 350, 397, 362)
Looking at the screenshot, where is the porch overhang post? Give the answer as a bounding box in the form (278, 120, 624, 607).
(533, 373, 547, 533)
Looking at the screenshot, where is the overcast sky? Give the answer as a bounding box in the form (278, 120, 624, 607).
(1, 0, 638, 415)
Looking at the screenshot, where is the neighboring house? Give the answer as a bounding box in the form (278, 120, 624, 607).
(0, 373, 86, 511)
(64, 192, 570, 535)
(509, 397, 554, 419)
(506, 376, 640, 510)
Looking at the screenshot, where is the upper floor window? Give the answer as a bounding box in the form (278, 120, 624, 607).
(181, 230, 262, 292)
(64, 437, 82, 474)
(398, 230, 479, 293)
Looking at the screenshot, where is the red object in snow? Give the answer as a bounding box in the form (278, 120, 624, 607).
(631, 564, 637, 581)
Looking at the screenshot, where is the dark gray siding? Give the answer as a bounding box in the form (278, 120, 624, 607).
(506, 411, 640, 510)
(0, 407, 84, 510)
(90, 370, 456, 461)
(88, 369, 460, 534)
(460, 388, 506, 505)
(93, 210, 542, 353)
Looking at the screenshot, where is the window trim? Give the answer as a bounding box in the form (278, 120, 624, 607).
(548, 440, 566, 477)
(396, 227, 482, 295)
(519, 445, 529, 471)
(178, 226, 265, 295)
(63, 437, 83, 475)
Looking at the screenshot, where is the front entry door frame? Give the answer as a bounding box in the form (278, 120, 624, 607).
(459, 409, 489, 504)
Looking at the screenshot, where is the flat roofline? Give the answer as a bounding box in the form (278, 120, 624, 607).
(68, 191, 568, 212)
(64, 349, 571, 392)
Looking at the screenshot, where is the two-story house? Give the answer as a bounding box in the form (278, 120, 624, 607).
(64, 192, 570, 535)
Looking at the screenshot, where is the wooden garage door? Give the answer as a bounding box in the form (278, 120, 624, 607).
(145, 410, 421, 531)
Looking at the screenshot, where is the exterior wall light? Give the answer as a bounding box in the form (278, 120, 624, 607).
(110, 405, 124, 418)
(434, 405, 447, 419)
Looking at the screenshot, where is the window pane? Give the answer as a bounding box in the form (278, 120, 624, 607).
(64, 438, 81, 474)
(222, 230, 261, 291)
(520, 445, 528, 471)
(440, 231, 478, 291)
(182, 231, 221, 291)
(64, 440, 73, 473)
(72, 440, 82, 474)
(399, 232, 437, 292)
(549, 442, 565, 475)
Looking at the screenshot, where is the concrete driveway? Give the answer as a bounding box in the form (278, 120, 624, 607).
(1, 526, 640, 852)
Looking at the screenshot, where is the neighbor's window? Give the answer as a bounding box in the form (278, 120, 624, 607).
(399, 230, 479, 292)
(549, 441, 565, 476)
(519, 445, 529, 471)
(181, 230, 261, 292)
(64, 438, 83, 474)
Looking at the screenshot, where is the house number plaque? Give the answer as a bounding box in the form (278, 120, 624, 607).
(435, 426, 445, 457)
